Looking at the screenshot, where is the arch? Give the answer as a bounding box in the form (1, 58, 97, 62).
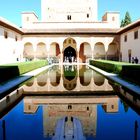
(50, 42, 60, 63)
(63, 38, 77, 51)
(107, 42, 119, 61)
(36, 42, 47, 59)
(63, 81, 77, 91)
(94, 72, 105, 86)
(25, 79, 34, 87)
(37, 73, 47, 87)
(63, 65, 77, 90)
(23, 42, 34, 60)
(64, 46, 76, 62)
(94, 42, 105, 59)
(63, 38, 77, 62)
(79, 65, 92, 86)
(50, 71, 61, 86)
(79, 42, 92, 63)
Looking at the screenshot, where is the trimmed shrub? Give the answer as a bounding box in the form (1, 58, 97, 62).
(0, 60, 48, 83)
(120, 65, 140, 85)
(89, 60, 126, 74)
(90, 59, 140, 85)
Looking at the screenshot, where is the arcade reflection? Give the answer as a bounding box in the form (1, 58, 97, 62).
(23, 65, 114, 94)
(24, 95, 119, 138)
(0, 65, 140, 140)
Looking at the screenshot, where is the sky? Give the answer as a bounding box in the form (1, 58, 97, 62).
(0, 0, 140, 27)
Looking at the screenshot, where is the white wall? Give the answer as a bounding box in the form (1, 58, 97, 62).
(121, 27, 140, 62)
(22, 12, 38, 29)
(41, 0, 97, 22)
(21, 20, 120, 30)
(0, 26, 22, 64)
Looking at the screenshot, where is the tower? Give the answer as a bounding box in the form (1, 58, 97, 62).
(41, 0, 98, 22)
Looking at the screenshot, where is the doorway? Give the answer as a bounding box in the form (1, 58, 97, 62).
(63, 46, 76, 63)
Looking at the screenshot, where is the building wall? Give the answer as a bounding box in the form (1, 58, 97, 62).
(22, 12, 38, 29)
(21, 20, 121, 30)
(41, 0, 97, 22)
(21, 0, 119, 29)
(120, 26, 140, 63)
(0, 25, 23, 64)
(22, 35, 118, 62)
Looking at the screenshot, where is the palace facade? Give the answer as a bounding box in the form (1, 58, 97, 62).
(0, 0, 140, 64)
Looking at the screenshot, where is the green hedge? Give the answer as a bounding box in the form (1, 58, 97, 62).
(90, 60, 128, 74)
(120, 65, 140, 85)
(90, 59, 140, 85)
(0, 60, 48, 83)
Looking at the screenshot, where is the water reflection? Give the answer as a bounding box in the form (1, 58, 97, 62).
(63, 65, 77, 90)
(23, 65, 114, 94)
(110, 82, 140, 115)
(37, 72, 48, 87)
(79, 65, 92, 86)
(24, 95, 119, 138)
(93, 72, 105, 86)
(50, 66, 61, 87)
(0, 76, 140, 140)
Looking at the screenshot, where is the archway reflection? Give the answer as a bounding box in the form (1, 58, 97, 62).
(50, 65, 61, 86)
(63, 65, 77, 90)
(23, 65, 114, 93)
(79, 65, 92, 86)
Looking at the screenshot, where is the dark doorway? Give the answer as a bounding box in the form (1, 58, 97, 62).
(64, 46, 76, 62)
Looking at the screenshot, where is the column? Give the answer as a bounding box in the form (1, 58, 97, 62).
(104, 45, 109, 60)
(76, 42, 80, 63)
(59, 42, 63, 64)
(33, 43, 37, 60)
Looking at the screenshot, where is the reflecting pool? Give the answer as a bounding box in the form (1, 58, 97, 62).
(0, 65, 140, 140)
(23, 65, 114, 95)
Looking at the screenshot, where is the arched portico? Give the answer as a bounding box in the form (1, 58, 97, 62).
(23, 42, 34, 60)
(36, 42, 47, 59)
(107, 42, 119, 61)
(79, 42, 92, 63)
(50, 42, 60, 63)
(63, 46, 77, 62)
(94, 42, 105, 59)
(63, 38, 77, 63)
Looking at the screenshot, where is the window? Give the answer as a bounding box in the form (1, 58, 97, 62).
(68, 105, 72, 109)
(15, 36, 18, 41)
(26, 17, 29, 21)
(134, 30, 138, 39)
(87, 14, 89, 18)
(124, 35, 127, 42)
(28, 105, 31, 110)
(111, 105, 114, 109)
(4, 31, 8, 39)
(112, 16, 115, 21)
(67, 15, 71, 20)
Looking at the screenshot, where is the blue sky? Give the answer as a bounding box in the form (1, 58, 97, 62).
(0, 0, 140, 27)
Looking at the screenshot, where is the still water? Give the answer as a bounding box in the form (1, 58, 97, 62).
(0, 65, 140, 140)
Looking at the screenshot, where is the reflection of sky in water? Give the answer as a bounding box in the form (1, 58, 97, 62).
(0, 98, 139, 140)
(0, 65, 140, 140)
